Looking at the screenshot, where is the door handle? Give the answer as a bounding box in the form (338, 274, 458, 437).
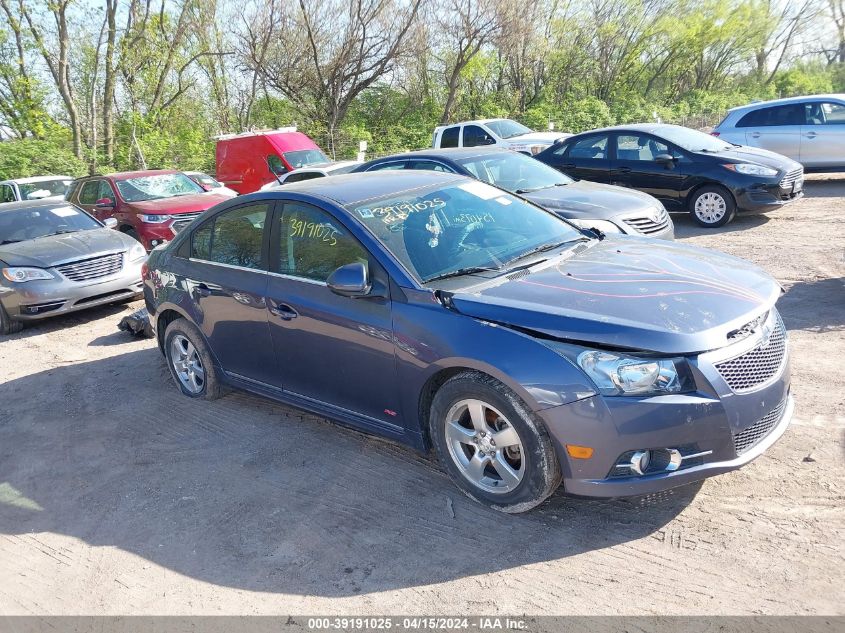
(616, 166, 632, 173)
(750, 132, 761, 138)
(805, 132, 817, 139)
(269, 301, 298, 320)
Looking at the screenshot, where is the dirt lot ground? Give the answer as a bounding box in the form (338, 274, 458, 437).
(0, 176, 843, 616)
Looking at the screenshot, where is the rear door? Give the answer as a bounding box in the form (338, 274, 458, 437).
(610, 133, 685, 208)
(184, 201, 277, 384)
(801, 100, 845, 169)
(264, 200, 399, 427)
(736, 104, 804, 161)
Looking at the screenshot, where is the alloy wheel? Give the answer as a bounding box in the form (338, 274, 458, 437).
(444, 398, 525, 494)
(170, 334, 205, 394)
(694, 192, 727, 224)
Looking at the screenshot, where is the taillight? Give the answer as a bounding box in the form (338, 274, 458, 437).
(141, 262, 149, 280)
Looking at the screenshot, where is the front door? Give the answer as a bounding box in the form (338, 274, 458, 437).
(610, 133, 685, 209)
(265, 200, 399, 427)
(801, 100, 845, 169)
(184, 201, 277, 385)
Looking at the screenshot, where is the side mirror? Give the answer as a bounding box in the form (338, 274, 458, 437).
(482, 137, 496, 146)
(103, 217, 118, 229)
(327, 262, 371, 298)
(95, 197, 115, 208)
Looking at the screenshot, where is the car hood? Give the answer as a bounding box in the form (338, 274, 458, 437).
(505, 132, 570, 145)
(0, 228, 136, 268)
(449, 238, 781, 355)
(128, 192, 230, 215)
(523, 180, 659, 219)
(703, 145, 802, 172)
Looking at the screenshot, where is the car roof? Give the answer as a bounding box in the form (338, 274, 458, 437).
(726, 93, 845, 113)
(434, 118, 511, 130)
(78, 169, 181, 181)
(1, 175, 74, 185)
(271, 170, 467, 206)
(564, 123, 684, 138)
(368, 147, 509, 162)
(0, 199, 76, 213)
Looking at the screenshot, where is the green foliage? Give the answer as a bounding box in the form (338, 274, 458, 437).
(774, 64, 835, 98)
(0, 139, 87, 180)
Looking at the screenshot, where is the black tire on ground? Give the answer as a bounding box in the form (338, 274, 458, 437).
(688, 185, 737, 228)
(0, 301, 24, 335)
(429, 371, 562, 513)
(163, 318, 222, 400)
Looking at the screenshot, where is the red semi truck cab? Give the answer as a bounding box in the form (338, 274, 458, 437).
(215, 128, 329, 194)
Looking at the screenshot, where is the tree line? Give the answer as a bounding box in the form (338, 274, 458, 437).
(0, 0, 841, 178)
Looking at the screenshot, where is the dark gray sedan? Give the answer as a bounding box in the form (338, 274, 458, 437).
(354, 148, 674, 239)
(0, 200, 146, 334)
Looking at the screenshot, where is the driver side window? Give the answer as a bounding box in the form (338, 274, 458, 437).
(276, 203, 367, 283)
(98, 181, 116, 202)
(462, 125, 495, 147)
(78, 181, 101, 205)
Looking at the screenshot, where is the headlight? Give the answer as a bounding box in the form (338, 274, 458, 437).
(723, 163, 778, 177)
(2, 267, 54, 283)
(545, 341, 694, 396)
(567, 219, 623, 234)
(128, 242, 146, 261)
(139, 214, 172, 223)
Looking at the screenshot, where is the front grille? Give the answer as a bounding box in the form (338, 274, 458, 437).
(733, 397, 788, 456)
(622, 207, 671, 235)
(715, 312, 787, 392)
(56, 252, 124, 282)
(780, 167, 803, 190)
(170, 211, 204, 234)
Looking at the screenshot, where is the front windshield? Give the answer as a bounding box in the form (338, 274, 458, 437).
(284, 149, 330, 169)
(348, 180, 581, 283)
(457, 152, 573, 193)
(192, 173, 221, 188)
(115, 173, 203, 202)
(19, 179, 72, 200)
(0, 204, 100, 244)
(485, 119, 533, 139)
(658, 126, 733, 152)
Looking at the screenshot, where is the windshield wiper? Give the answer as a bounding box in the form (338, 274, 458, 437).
(425, 266, 500, 283)
(48, 229, 81, 236)
(515, 182, 569, 194)
(500, 237, 589, 268)
(0, 239, 21, 245)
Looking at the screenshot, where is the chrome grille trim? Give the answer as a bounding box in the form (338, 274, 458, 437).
(170, 211, 204, 234)
(779, 167, 803, 189)
(733, 397, 788, 456)
(715, 311, 787, 393)
(622, 207, 671, 235)
(56, 252, 124, 282)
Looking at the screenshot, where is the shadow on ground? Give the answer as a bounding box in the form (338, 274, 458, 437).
(0, 301, 140, 342)
(0, 348, 699, 596)
(779, 276, 845, 333)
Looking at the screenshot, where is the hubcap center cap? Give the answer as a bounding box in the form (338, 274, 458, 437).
(478, 435, 495, 453)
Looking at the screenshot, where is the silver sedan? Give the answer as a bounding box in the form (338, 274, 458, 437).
(0, 200, 146, 334)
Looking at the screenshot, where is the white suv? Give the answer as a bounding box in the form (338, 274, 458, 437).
(712, 94, 845, 171)
(432, 119, 569, 155)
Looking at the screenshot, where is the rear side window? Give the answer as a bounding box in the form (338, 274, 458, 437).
(408, 160, 453, 172)
(440, 127, 459, 148)
(285, 172, 324, 183)
(568, 135, 609, 159)
(737, 104, 805, 127)
(191, 203, 268, 269)
(366, 161, 407, 171)
(78, 181, 101, 204)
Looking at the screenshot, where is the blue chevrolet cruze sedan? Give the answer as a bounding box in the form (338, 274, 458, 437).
(143, 171, 792, 513)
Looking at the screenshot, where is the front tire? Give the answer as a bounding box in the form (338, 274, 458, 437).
(429, 371, 561, 513)
(164, 318, 221, 400)
(0, 301, 23, 335)
(689, 185, 736, 228)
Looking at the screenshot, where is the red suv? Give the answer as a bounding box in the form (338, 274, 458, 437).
(67, 170, 231, 250)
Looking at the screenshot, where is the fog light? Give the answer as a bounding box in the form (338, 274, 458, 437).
(630, 450, 651, 475)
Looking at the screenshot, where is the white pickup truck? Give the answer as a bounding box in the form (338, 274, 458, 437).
(432, 119, 569, 155)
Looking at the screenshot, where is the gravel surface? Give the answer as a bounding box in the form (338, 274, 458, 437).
(0, 176, 843, 615)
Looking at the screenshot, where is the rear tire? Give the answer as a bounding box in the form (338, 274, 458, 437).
(689, 185, 736, 228)
(429, 371, 561, 513)
(164, 318, 221, 400)
(0, 302, 23, 335)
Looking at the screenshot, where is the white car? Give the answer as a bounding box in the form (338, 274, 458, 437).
(259, 160, 361, 189)
(183, 171, 238, 198)
(712, 94, 845, 171)
(432, 119, 569, 155)
(0, 176, 74, 203)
